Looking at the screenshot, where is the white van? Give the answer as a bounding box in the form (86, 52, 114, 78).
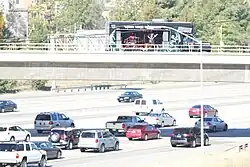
(134, 98, 165, 113)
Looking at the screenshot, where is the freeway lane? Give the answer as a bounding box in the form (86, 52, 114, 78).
(1, 83, 250, 167)
(46, 137, 247, 167)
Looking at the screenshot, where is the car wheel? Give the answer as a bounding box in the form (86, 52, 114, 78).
(99, 144, 105, 153)
(10, 137, 15, 141)
(38, 156, 46, 167)
(25, 135, 30, 141)
(144, 134, 148, 141)
(129, 99, 132, 102)
(212, 126, 216, 132)
(204, 138, 209, 146)
(1, 108, 4, 113)
(171, 143, 176, 147)
(156, 133, 160, 139)
(56, 151, 62, 159)
(128, 138, 132, 141)
(161, 122, 164, 127)
(20, 158, 27, 167)
(172, 120, 176, 126)
(70, 123, 75, 128)
(37, 130, 43, 134)
(114, 142, 119, 151)
(67, 141, 73, 150)
(189, 116, 193, 118)
(223, 124, 228, 131)
(191, 140, 196, 148)
(80, 148, 86, 152)
(13, 107, 17, 112)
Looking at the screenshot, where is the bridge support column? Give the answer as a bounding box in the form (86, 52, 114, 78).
(51, 80, 56, 91)
(244, 65, 249, 83)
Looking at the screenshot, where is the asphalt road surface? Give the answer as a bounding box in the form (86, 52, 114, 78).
(0, 82, 250, 167)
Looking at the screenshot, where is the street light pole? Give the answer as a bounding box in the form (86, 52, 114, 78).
(199, 40, 204, 148)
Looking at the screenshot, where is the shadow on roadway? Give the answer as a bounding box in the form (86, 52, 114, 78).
(119, 88, 144, 90)
(159, 127, 250, 138)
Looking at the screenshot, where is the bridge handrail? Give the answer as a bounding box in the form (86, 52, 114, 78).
(0, 43, 249, 53)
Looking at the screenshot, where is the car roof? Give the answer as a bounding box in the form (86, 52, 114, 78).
(174, 126, 197, 130)
(37, 112, 60, 115)
(51, 127, 75, 131)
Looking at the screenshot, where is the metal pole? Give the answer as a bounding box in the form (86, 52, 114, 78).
(200, 41, 204, 148)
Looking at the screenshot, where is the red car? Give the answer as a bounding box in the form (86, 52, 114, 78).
(189, 105, 218, 118)
(125, 124, 161, 141)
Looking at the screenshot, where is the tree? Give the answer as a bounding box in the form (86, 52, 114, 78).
(109, 0, 164, 21)
(54, 0, 105, 32)
(0, 80, 17, 93)
(111, 0, 250, 45)
(0, 11, 4, 39)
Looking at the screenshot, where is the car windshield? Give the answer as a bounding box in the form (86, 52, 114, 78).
(81, 132, 95, 138)
(131, 125, 144, 129)
(135, 112, 149, 116)
(149, 113, 161, 117)
(197, 118, 213, 122)
(35, 114, 51, 121)
(192, 105, 201, 109)
(51, 130, 69, 136)
(34, 142, 50, 149)
(0, 144, 17, 151)
(0, 101, 6, 105)
(122, 92, 133, 95)
(117, 116, 132, 122)
(173, 128, 192, 134)
(0, 127, 7, 131)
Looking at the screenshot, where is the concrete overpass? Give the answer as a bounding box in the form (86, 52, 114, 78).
(1, 51, 250, 82)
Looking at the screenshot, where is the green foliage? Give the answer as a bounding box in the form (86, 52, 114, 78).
(29, 18, 50, 43)
(55, 0, 105, 32)
(109, 0, 250, 45)
(31, 80, 48, 90)
(0, 80, 17, 93)
(109, 0, 164, 21)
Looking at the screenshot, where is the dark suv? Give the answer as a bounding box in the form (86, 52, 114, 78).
(48, 128, 82, 150)
(170, 127, 209, 148)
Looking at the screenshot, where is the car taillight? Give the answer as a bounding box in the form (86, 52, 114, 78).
(183, 134, 191, 137)
(95, 139, 98, 143)
(122, 123, 125, 129)
(16, 153, 19, 159)
(156, 117, 159, 120)
(170, 133, 174, 137)
(207, 122, 211, 125)
(49, 121, 53, 125)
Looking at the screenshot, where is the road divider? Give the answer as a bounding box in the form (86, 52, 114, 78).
(52, 84, 127, 93)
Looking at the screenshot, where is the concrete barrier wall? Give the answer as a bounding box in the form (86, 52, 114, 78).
(0, 67, 248, 82)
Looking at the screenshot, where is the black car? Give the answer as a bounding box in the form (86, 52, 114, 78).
(170, 127, 210, 148)
(48, 128, 82, 149)
(33, 141, 62, 159)
(0, 100, 17, 113)
(117, 91, 142, 103)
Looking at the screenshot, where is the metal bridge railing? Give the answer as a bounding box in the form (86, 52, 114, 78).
(0, 43, 249, 53)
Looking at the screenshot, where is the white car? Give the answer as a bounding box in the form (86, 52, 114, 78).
(0, 125, 31, 142)
(134, 98, 165, 112)
(0, 141, 47, 167)
(134, 111, 176, 127)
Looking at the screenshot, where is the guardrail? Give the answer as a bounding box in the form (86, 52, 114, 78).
(0, 43, 249, 53)
(52, 84, 127, 93)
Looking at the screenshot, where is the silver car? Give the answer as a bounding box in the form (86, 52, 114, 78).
(195, 116, 228, 132)
(78, 130, 119, 153)
(34, 112, 75, 134)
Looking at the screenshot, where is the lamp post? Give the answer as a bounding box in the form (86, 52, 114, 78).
(199, 40, 204, 148)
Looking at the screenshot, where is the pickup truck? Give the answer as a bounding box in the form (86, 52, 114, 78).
(0, 141, 47, 167)
(106, 116, 148, 135)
